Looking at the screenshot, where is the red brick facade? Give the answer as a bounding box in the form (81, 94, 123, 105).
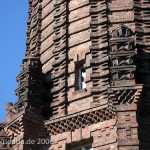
(1, 0, 150, 149)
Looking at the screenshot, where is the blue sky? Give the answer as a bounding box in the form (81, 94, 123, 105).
(0, 1, 28, 121)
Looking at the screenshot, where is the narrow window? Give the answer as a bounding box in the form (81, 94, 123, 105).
(75, 63, 86, 90)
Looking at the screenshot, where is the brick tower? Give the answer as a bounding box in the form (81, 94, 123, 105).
(1, 0, 150, 150)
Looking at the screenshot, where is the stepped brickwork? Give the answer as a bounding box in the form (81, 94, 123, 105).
(1, 0, 150, 150)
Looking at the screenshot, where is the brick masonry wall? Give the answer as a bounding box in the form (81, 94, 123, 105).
(2, 0, 150, 149)
(49, 119, 117, 150)
(0, 123, 11, 150)
(40, 0, 93, 117)
(4, 110, 49, 150)
(39, 0, 139, 119)
(39, 0, 142, 149)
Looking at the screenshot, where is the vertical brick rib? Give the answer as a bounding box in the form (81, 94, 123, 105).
(26, 0, 42, 56)
(108, 1, 143, 148)
(89, 0, 109, 104)
(14, 0, 51, 116)
(51, 0, 68, 117)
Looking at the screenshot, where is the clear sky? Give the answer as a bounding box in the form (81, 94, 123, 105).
(0, 1, 28, 121)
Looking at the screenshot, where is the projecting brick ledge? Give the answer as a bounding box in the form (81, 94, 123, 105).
(45, 103, 115, 135)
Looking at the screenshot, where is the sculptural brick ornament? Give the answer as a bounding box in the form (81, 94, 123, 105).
(1, 0, 150, 149)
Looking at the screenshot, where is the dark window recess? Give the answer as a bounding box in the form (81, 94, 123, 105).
(71, 145, 93, 150)
(75, 63, 86, 90)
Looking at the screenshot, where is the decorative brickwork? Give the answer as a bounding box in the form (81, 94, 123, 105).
(108, 85, 142, 149)
(50, 0, 68, 117)
(0, 123, 11, 150)
(90, 0, 109, 104)
(26, 0, 42, 56)
(15, 55, 51, 117)
(110, 25, 136, 86)
(49, 119, 117, 150)
(1, 0, 150, 150)
(45, 102, 115, 135)
(4, 110, 49, 150)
